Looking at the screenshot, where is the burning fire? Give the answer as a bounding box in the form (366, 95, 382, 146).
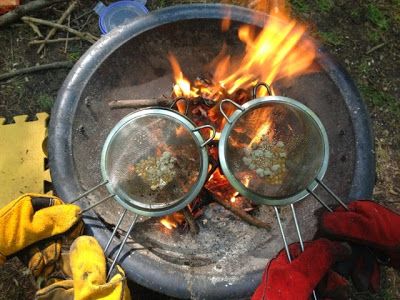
(168, 1, 316, 101)
(230, 191, 239, 203)
(160, 212, 185, 230)
(160, 1, 316, 232)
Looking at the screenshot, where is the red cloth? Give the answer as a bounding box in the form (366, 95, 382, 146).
(321, 200, 400, 268)
(251, 239, 349, 300)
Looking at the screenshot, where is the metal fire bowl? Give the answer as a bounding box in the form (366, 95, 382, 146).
(49, 4, 375, 300)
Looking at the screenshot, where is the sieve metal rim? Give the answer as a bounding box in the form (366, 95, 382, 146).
(218, 96, 330, 206)
(100, 107, 211, 217)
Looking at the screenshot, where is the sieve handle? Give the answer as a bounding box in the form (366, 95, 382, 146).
(192, 125, 216, 147)
(252, 82, 272, 99)
(170, 97, 189, 115)
(220, 99, 244, 124)
(70, 180, 109, 203)
(315, 179, 349, 211)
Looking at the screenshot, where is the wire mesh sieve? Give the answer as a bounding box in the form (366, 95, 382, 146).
(100, 107, 214, 216)
(104, 114, 199, 208)
(219, 92, 332, 300)
(219, 96, 329, 206)
(70, 105, 215, 278)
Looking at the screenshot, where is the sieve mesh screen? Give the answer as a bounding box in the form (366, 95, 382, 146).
(225, 102, 325, 199)
(103, 114, 202, 209)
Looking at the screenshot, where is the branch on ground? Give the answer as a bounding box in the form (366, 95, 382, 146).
(0, 0, 63, 28)
(0, 61, 74, 81)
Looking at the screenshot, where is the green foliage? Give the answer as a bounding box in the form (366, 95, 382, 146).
(360, 84, 400, 117)
(367, 4, 389, 31)
(148, 0, 171, 10)
(357, 59, 371, 76)
(367, 29, 381, 44)
(289, 0, 310, 13)
(37, 93, 53, 111)
(67, 50, 82, 61)
(316, 0, 334, 12)
(319, 31, 343, 46)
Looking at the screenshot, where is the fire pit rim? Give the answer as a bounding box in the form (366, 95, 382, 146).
(49, 4, 375, 299)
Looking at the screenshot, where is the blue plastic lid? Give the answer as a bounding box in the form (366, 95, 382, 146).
(94, 1, 149, 34)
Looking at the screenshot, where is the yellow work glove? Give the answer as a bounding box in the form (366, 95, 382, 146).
(35, 236, 131, 300)
(19, 211, 84, 280)
(0, 193, 81, 265)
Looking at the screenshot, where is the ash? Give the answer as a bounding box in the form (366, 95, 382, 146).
(131, 200, 319, 283)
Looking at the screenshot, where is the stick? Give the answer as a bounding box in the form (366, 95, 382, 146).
(29, 37, 81, 45)
(0, 61, 74, 81)
(21, 16, 98, 43)
(182, 207, 199, 235)
(210, 192, 271, 230)
(37, 0, 77, 54)
(0, 0, 63, 28)
(26, 21, 43, 37)
(64, 14, 71, 53)
(366, 42, 386, 55)
(109, 98, 172, 109)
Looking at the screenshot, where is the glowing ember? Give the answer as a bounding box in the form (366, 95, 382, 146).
(160, 212, 185, 230)
(210, 131, 221, 140)
(230, 191, 239, 203)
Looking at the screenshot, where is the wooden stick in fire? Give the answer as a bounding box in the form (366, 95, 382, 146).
(108, 98, 172, 109)
(182, 206, 200, 236)
(210, 192, 271, 230)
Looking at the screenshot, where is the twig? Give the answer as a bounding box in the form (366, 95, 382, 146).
(29, 37, 81, 45)
(0, 0, 63, 28)
(109, 98, 172, 109)
(64, 14, 71, 53)
(9, 32, 14, 61)
(72, 9, 93, 22)
(366, 43, 386, 55)
(37, 0, 77, 54)
(210, 192, 271, 230)
(182, 207, 199, 236)
(79, 11, 94, 32)
(206, 156, 219, 182)
(21, 16, 98, 43)
(26, 21, 43, 37)
(0, 61, 74, 81)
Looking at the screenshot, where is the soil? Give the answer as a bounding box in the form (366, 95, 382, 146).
(0, 0, 399, 299)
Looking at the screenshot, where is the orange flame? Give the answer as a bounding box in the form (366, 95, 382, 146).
(230, 191, 239, 203)
(168, 53, 198, 98)
(160, 212, 185, 230)
(248, 107, 275, 148)
(168, 1, 316, 100)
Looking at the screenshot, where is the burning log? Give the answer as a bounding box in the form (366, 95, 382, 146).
(108, 98, 172, 109)
(206, 190, 270, 230)
(182, 206, 199, 236)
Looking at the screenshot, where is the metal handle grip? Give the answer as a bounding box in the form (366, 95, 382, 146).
(192, 125, 216, 147)
(219, 99, 244, 124)
(252, 82, 272, 99)
(107, 214, 138, 280)
(70, 180, 108, 203)
(170, 97, 189, 115)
